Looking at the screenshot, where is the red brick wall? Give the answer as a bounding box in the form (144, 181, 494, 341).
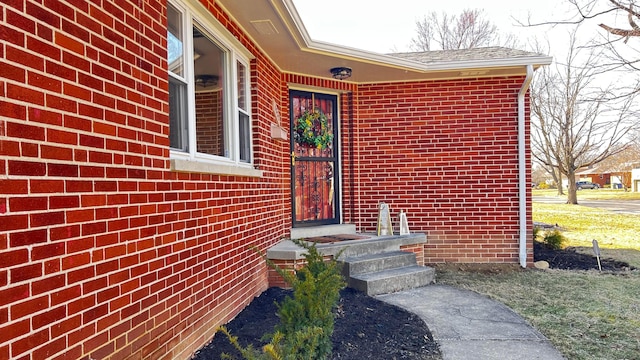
(0, 0, 534, 359)
(195, 90, 223, 156)
(0, 1, 289, 359)
(339, 91, 359, 226)
(267, 259, 304, 289)
(585, 173, 609, 188)
(356, 78, 533, 264)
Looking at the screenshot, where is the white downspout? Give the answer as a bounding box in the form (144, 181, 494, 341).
(518, 65, 534, 268)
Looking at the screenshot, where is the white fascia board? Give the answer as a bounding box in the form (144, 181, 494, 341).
(420, 55, 554, 71)
(311, 40, 554, 72)
(281, 0, 552, 73)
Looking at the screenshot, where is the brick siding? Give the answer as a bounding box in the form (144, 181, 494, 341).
(195, 90, 223, 156)
(356, 79, 533, 264)
(0, 1, 288, 359)
(0, 0, 532, 359)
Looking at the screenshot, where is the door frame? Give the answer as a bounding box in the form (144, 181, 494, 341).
(289, 89, 341, 227)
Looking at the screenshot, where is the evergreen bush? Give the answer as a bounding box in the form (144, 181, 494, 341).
(543, 229, 566, 250)
(219, 239, 345, 360)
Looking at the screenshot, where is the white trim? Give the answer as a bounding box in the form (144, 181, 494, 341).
(236, 58, 253, 163)
(171, 158, 263, 177)
(518, 65, 534, 268)
(188, 0, 253, 60)
(287, 84, 343, 96)
(168, 0, 255, 171)
(308, 40, 553, 73)
(335, 93, 344, 225)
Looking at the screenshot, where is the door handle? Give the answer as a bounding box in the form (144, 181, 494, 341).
(291, 151, 296, 166)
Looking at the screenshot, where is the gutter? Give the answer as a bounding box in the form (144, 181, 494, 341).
(518, 65, 534, 268)
(306, 40, 553, 73)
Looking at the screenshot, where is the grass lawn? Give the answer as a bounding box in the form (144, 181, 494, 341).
(534, 203, 640, 252)
(437, 269, 640, 360)
(436, 196, 640, 360)
(533, 188, 640, 200)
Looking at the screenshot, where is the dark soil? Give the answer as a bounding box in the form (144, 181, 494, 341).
(192, 241, 635, 360)
(192, 287, 441, 360)
(534, 241, 636, 271)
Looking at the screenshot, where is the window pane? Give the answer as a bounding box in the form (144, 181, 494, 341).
(239, 111, 250, 162)
(167, 4, 184, 77)
(169, 77, 188, 151)
(237, 61, 250, 162)
(237, 61, 247, 111)
(193, 26, 227, 157)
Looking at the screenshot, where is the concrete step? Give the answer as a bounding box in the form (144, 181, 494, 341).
(267, 233, 427, 261)
(340, 251, 417, 276)
(290, 224, 356, 240)
(348, 265, 435, 296)
(334, 233, 425, 258)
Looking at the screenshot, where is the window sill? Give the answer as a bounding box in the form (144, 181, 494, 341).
(170, 158, 263, 178)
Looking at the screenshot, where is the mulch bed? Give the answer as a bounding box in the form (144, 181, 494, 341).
(193, 240, 635, 360)
(192, 287, 441, 360)
(533, 241, 636, 271)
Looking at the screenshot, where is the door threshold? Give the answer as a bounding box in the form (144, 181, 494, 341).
(290, 224, 356, 240)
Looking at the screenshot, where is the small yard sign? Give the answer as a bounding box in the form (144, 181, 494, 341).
(592, 239, 602, 272)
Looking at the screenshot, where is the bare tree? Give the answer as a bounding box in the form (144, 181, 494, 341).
(530, 30, 638, 204)
(531, 164, 549, 186)
(524, 1, 640, 75)
(411, 9, 518, 51)
(532, 122, 566, 194)
(630, 129, 640, 153)
(524, 1, 640, 38)
(532, 162, 564, 190)
(564, 0, 640, 39)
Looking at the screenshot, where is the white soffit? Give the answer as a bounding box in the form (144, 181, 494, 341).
(216, 0, 553, 83)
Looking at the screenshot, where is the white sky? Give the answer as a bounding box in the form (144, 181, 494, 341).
(292, 1, 639, 134)
(291, 0, 612, 59)
(291, 0, 640, 99)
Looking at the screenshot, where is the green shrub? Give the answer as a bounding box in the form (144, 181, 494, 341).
(533, 226, 541, 242)
(217, 325, 324, 360)
(542, 229, 566, 250)
(219, 239, 345, 360)
(273, 239, 345, 359)
(217, 326, 270, 360)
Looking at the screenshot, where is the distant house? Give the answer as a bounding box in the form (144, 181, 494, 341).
(576, 163, 636, 189)
(633, 167, 640, 192)
(0, 0, 551, 359)
(575, 167, 614, 188)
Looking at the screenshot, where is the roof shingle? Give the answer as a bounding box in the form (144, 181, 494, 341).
(390, 47, 548, 64)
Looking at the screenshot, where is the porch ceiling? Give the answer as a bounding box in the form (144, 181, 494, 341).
(216, 0, 552, 84)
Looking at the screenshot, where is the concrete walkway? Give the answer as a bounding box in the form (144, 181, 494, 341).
(377, 285, 565, 360)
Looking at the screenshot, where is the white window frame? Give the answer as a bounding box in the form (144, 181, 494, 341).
(168, 0, 261, 177)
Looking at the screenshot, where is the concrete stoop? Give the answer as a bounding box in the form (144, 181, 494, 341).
(266, 232, 435, 295)
(340, 250, 435, 296)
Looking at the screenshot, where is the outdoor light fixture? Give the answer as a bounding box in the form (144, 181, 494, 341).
(330, 67, 352, 80)
(195, 74, 219, 88)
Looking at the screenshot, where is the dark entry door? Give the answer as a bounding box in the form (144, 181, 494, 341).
(290, 90, 340, 227)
